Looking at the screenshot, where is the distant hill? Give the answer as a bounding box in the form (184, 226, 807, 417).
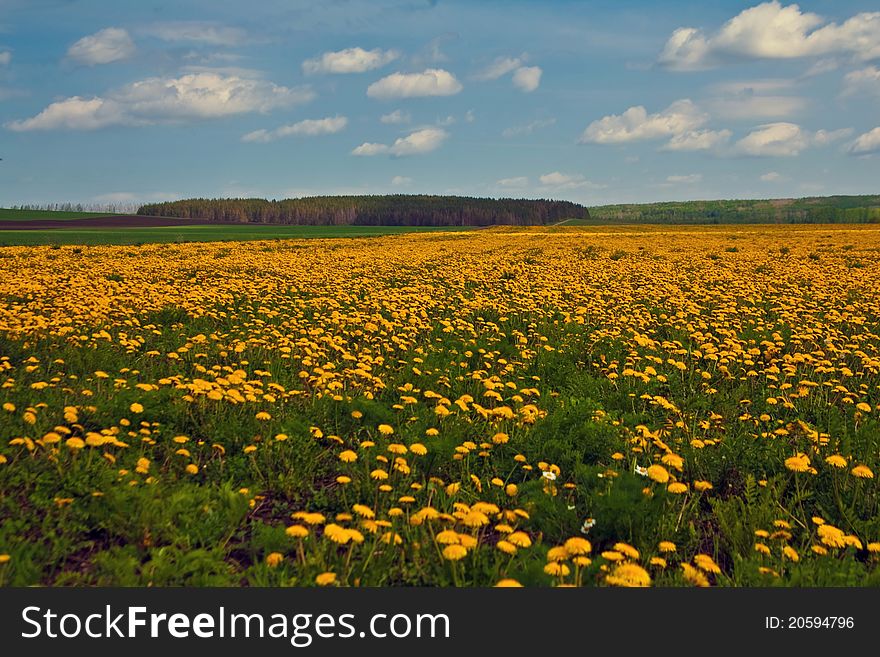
(588, 195, 880, 224)
(137, 195, 589, 227)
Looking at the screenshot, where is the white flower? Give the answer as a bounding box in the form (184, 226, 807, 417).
(634, 465, 648, 476)
(541, 470, 557, 481)
(580, 517, 596, 534)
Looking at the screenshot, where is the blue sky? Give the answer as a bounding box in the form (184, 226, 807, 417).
(0, 0, 878, 207)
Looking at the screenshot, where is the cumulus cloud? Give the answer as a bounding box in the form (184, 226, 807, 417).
(512, 66, 542, 92)
(66, 27, 135, 65)
(380, 109, 410, 124)
(496, 176, 529, 188)
(731, 122, 850, 156)
(666, 173, 702, 184)
(241, 116, 347, 143)
(391, 175, 413, 186)
(303, 47, 399, 75)
(658, 2, 880, 71)
(502, 117, 556, 138)
(579, 99, 707, 144)
(538, 171, 604, 190)
(662, 128, 732, 151)
(6, 72, 314, 131)
(760, 171, 782, 181)
(842, 66, 880, 96)
(0, 51, 11, 66)
(367, 68, 462, 99)
(351, 127, 448, 156)
(848, 127, 880, 154)
(142, 22, 247, 45)
(473, 55, 525, 81)
(473, 55, 541, 92)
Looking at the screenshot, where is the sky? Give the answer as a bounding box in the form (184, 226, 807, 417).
(0, 0, 879, 208)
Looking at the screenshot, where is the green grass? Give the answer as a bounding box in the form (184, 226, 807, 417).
(0, 224, 476, 246)
(0, 208, 120, 222)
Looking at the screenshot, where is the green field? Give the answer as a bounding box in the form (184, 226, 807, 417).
(0, 224, 476, 246)
(0, 209, 120, 222)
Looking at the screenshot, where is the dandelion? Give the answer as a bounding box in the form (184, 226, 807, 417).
(646, 464, 669, 484)
(129, 403, 143, 414)
(495, 579, 523, 587)
(543, 562, 570, 577)
(378, 424, 394, 436)
(442, 544, 467, 561)
(681, 563, 710, 587)
(606, 563, 651, 587)
(693, 554, 721, 574)
(851, 464, 874, 479)
(286, 525, 309, 538)
(315, 572, 336, 586)
(265, 552, 284, 567)
(785, 453, 810, 472)
(185, 464, 198, 475)
(667, 482, 688, 494)
(825, 454, 848, 468)
(507, 532, 532, 548)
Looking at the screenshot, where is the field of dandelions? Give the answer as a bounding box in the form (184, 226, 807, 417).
(1, 224, 878, 587)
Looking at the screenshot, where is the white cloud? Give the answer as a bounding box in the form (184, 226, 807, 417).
(731, 122, 850, 156)
(473, 56, 524, 81)
(0, 51, 10, 66)
(6, 73, 314, 131)
(5, 97, 120, 131)
(351, 127, 448, 156)
(66, 27, 135, 65)
(512, 66, 542, 92)
(708, 95, 806, 120)
(143, 22, 247, 45)
(666, 174, 702, 184)
(579, 99, 707, 144)
(539, 171, 604, 190)
(464, 109, 475, 123)
(658, 2, 880, 71)
(380, 109, 410, 124)
(502, 117, 556, 138)
(496, 176, 529, 188)
(303, 47, 399, 75)
(662, 128, 732, 151)
(367, 68, 462, 99)
(242, 116, 347, 143)
(760, 171, 781, 181)
(391, 175, 413, 186)
(842, 66, 880, 96)
(848, 127, 880, 154)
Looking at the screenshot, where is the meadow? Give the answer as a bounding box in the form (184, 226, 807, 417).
(0, 224, 878, 587)
(0, 224, 475, 247)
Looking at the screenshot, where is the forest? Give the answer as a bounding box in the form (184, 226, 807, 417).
(588, 195, 880, 224)
(137, 195, 589, 226)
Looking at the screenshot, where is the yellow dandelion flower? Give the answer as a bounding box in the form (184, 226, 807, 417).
(495, 579, 522, 587)
(315, 572, 337, 586)
(851, 464, 874, 479)
(606, 562, 651, 587)
(442, 544, 468, 561)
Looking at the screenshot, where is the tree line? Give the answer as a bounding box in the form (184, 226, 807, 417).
(588, 195, 880, 224)
(136, 195, 589, 227)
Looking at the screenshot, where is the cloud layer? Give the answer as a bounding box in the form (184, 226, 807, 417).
(242, 116, 348, 143)
(7, 73, 314, 131)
